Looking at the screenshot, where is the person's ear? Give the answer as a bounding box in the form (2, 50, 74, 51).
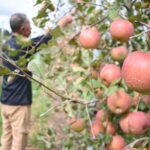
(19, 25, 25, 35)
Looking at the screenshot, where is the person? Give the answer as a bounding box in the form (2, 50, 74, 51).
(0, 13, 54, 150)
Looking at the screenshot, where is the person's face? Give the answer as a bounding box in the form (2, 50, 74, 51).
(19, 19, 31, 37)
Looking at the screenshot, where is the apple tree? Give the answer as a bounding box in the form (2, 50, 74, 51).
(0, 0, 150, 149)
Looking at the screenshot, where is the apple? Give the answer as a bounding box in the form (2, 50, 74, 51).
(120, 111, 150, 135)
(148, 145, 150, 150)
(90, 120, 104, 137)
(105, 122, 116, 134)
(95, 109, 109, 124)
(122, 51, 150, 95)
(107, 135, 126, 150)
(111, 46, 128, 61)
(100, 64, 121, 86)
(119, 113, 130, 133)
(67, 118, 86, 132)
(107, 90, 132, 114)
(142, 95, 150, 105)
(79, 26, 101, 49)
(128, 111, 150, 135)
(110, 19, 134, 42)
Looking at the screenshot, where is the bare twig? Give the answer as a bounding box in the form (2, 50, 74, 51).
(40, 99, 75, 117)
(86, 104, 96, 139)
(130, 29, 150, 39)
(78, 1, 108, 9)
(135, 21, 150, 28)
(126, 137, 149, 148)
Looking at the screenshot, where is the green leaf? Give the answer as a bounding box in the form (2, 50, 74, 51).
(0, 66, 12, 76)
(8, 49, 23, 57)
(138, 100, 146, 110)
(91, 79, 101, 88)
(15, 35, 32, 48)
(107, 86, 119, 96)
(47, 1, 55, 11)
(109, 78, 121, 86)
(104, 133, 112, 144)
(34, 0, 43, 6)
(47, 127, 54, 136)
(108, 9, 118, 21)
(51, 26, 64, 38)
(16, 55, 28, 67)
(134, 2, 142, 9)
(48, 39, 57, 47)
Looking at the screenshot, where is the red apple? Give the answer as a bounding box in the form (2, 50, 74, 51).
(111, 46, 128, 61)
(122, 51, 150, 95)
(95, 109, 109, 124)
(110, 19, 134, 42)
(107, 90, 132, 114)
(105, 122, 116, 134)
(90, 120, 104, 137)
(107, 135, 126, 150)
(120, 111, 150, 135)
(148, 144, 150, 150)
(67, 118, 86, 132)
(100, 64, 121, 86)
(79, 26, 101, 49)
(142, 95, 150, 105)
(119, 113, 130, 133)
(128, 111, 150, 135)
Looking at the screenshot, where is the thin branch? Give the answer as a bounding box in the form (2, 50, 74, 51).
(40, 99, 75, 117)
(39, 95, 98, 117)
(126, 137, 149, 148)
(130, 29, 150, 39)
(0, 54, 99, 106)
(78, 1, 108, 9)
(89, 15, 108, 27)
(86, 104, 96, 139)
(135, 21, 150, 28)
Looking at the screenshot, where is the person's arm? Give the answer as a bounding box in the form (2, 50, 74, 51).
(24, 32, 52, 58)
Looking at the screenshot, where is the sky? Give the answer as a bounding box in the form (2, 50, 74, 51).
(0, 0, 42, 36)
(0, 0, 71, 37)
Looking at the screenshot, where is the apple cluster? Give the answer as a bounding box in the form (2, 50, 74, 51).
(66, 19, 150, 149)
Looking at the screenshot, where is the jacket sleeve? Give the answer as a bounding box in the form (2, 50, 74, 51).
(25, 33, 52, 57)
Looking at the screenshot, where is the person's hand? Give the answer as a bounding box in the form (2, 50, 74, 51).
(44, 27, 51, 35)
(57, 15, 73, 27)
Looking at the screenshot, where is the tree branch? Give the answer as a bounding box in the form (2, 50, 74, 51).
(130, 29, 150, 39)
(78, 1, 108, 9)
(0, 54, 99, 105)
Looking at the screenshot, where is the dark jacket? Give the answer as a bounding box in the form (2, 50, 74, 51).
(0, 34, 52, 105)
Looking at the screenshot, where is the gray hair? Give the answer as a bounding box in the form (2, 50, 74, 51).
(10, 13, 28, 32)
